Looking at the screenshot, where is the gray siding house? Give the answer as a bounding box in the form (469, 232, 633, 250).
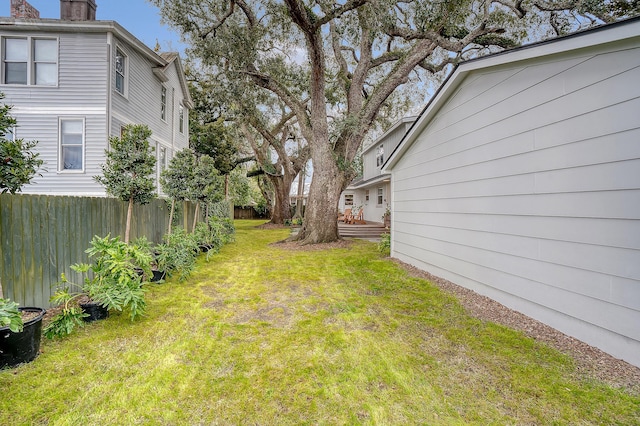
(384, 18, 640, 367)
(0, 0, 192, 196)
(340, 117, 416, 223)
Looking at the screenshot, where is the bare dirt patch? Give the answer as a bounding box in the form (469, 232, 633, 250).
(204, 283, 322, 329)
(393, 259, 640, 393)
(255, 223, 287, 229)
(271, 239, 353, 251)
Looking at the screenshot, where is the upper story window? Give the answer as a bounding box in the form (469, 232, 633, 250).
(2, 37, 58, 86)
(376, 144, 384, 167)
(115, 48, 126, 95)
(59, 118, 85, 172)
(161, 86, 167, 121)
(179, 105, 184, 133)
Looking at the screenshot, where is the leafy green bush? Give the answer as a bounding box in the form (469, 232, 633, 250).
(45, 235, 152, 338)
(208, 200, 231, 219)
(0, 93, 43, 194)
(378, 233, 391, 256)
(193, 217, 235, 260)
(0, 298, 23, 333)
(155, 227, 199, 281)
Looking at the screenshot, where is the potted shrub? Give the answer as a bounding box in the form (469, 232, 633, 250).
(382, 205, 391, 228)
(0, 298, 46, 368)
(44, 235, 151, 338)
(130, 236, 165, 283)
(155, 227, 199, 281)
(193, 216, 236, 258)
(194, 221, 216, 254)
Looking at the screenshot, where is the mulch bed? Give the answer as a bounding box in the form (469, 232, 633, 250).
(393, 259, 640, 393)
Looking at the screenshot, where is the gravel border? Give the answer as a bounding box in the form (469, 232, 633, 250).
(393, 259, 640, 394)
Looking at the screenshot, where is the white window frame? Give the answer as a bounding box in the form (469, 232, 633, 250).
(1, 36, 58, 86)
(377, 187, 383, 205)
(2, 126, 16, 141)
(344, 194, 354, 206)
(179, 105, 184, 133)
(58, 117, 85, 173)
(376, 144, 384, 167)
(115, 48, 127, 96)
(161, 86, 167, 121)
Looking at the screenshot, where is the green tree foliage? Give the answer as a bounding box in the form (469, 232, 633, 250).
(160, 147, 196, 233)
(191, 119, 238, 175)
(228, 168, 253, 207)
(0, 94, 43, 194)
(191, 154, 224, 229)
(95, 124, 156, 242)
(153, 0, 632, 242)
(188, 71, 254, 201)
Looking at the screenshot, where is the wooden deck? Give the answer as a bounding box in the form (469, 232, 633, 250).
(338, 222, 388, 239)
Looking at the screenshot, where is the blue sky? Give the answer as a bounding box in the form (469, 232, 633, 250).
(12, 1, 185, 52)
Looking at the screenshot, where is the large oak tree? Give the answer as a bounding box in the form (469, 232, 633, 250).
(153, 0, 636, 243)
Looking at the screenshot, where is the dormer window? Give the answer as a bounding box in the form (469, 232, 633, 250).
(376, 144, 384, 167)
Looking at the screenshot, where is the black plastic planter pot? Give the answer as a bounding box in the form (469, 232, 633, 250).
(151, 269, 166, 282)
(199, 245, 212, 253)
(0, 307, 46, 369)
(80, 302, 109, 322)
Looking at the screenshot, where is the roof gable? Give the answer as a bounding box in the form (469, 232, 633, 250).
(384, 17, 640, 171)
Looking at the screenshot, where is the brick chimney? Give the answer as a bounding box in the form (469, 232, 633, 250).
(60, 0, 97, 21)
(10, 0, 40, 19)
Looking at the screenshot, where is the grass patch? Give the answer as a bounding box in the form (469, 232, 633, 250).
(1, 220, 638, 424)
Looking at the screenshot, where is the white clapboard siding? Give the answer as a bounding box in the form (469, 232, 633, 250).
(2, 31, 109, 195)
(362, 119, 415, 181)
(387, 20, 640, 366)
(0, 20, 190, 196)
(111, 41, 189, 152)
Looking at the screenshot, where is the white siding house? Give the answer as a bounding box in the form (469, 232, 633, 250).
(0, 14, 192, 196)
(384, 18, 640, 367)
(340, 117, 416, 223)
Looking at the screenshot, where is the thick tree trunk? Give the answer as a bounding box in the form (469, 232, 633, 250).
(295, 148, 347, 243)
(224, 174, 229, 200)
(269, 176, 293, 225)
(293, 167, 305, 219)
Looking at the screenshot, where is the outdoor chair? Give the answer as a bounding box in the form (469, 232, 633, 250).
(338, 208, 352, 223)
(350, 209, 366, 225)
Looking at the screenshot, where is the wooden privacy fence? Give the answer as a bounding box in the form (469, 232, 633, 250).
(0, 194, 199, 308)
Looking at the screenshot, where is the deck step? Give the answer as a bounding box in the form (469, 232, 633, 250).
(338, 223, 388, 239)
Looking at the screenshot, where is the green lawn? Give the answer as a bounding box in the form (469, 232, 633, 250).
(1, 220, 638, 425)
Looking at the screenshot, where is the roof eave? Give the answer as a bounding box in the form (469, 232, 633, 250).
(0, 18, 167, 67)
(383, 16, 640, 172)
